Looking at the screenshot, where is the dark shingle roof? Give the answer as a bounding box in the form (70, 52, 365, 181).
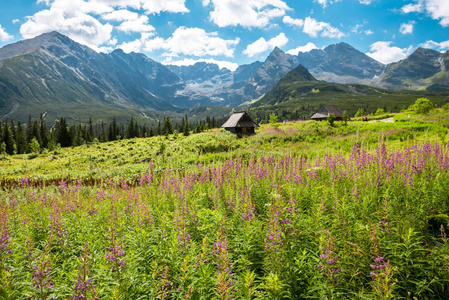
(310, 105, 344, 119)
(221, 111, 259, 128)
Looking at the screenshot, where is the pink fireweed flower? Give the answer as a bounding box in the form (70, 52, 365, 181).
(20, 176, 29, 188)
(105, 245, 125, 273)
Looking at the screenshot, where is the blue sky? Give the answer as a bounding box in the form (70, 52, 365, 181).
(0, 0, 448, 70)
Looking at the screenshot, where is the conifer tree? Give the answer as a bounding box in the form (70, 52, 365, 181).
(57, 117, 70, 147)
(26, 114, 33, 145)
(162, 116, 173, 136)
(39, 113, 49, 148)
(2, 119, 16, 155)
(126, 117, 135, 139)
(16, 121, 27, 154)
(183, 115, 190, 136)
(10, 120, 16, 140)
(31, 120, 41, 146)
(100, 121, 107, 142)
(88, 118, 94, 142)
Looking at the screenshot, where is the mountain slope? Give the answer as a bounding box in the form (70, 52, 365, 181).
(248, 47, 296, 94)
(295, 42, 385, 84)
(0, 32, 182, 121)
(248, 62, 449, 124)
(373, 48, 449, 91)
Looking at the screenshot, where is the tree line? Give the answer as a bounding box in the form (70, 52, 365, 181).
(0, 114, 223, 155)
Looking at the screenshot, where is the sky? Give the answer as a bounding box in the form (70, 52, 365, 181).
(0, 0, 448, 71)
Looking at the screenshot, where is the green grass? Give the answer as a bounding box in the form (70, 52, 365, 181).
(1, 108, 449, 299)
(1, 109, 448, 182)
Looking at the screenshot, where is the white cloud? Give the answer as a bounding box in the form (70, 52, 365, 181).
(359, 0, 372, 4)
(419, 39, 449, 51)
(117, 32, 153, 53)
(402, 0, 449, 27)
(102, 10, 139, 22)
(140, 0, 189, 14)
(366, 41, 413, 64)
(399, 21, 415, 34)
(118, 39, 144, 53)
(425, 0, 449, 26)
(352, 23, 364, 34)
(163, 57, 238, 71)
(286, 42, 318, 55)
(12, 19, 21, 24)
(204, 0, 290, 28)
(314, 0, 341, 9)
(144, 27, 240, 58)
(243, 32, 288, 57)
(20, 8, 113, 50)
(401, 1, 424, 13)
(283, 16, 304, 27)
(365, 29, 374, 35)
(303, 17, 344, 38)
(20, 0, 189, 51)
(117, 15, 155, 33)
(0, 25, 13, 42)
(39, 0, 189, 15)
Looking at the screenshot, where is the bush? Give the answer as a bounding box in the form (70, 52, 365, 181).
(375, 108, 385, 116)
(411, 98, 434, 114)
(354, 108, 365, 117)
(327, 113, 336, 127)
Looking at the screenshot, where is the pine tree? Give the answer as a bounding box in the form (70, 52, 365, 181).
(205, 116, 211, 130)
(26, 114, 33, 145)
(88, 118, 94, 142)
(16, 121, 27, 154)
(39, 113, 49, 148)
(108, 117, 119, 141)
(58, 117, 70, 147)
(157, 121, 161, 136)
(2, 119, 16, 155)
(32, 120, 41, 146)
(100, 121, 107, 142)
(126, 117, 135, 139)
(162, 116, 173, 136)
(183, 115, 190, 136)
(10, 120, 16, 141)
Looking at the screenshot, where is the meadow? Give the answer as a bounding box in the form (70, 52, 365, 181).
(1, 109, 449, 299)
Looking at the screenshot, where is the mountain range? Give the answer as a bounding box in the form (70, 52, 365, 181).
(0, 31, 448, 124)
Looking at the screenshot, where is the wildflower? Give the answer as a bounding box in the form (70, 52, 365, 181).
(105, 245, 125, 273)
(20, 176, 30, 188)
(213, 235, 235, 300)
(58, 180, 68, 195)
(71, 243, 98, 300)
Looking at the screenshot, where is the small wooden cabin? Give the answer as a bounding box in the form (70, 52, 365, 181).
(310, 105, 344, 121)
(221, 111, 259, 134)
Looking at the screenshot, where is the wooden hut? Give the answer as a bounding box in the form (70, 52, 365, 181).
(221, 111, 259, 134)
(310, 105, 344, 121)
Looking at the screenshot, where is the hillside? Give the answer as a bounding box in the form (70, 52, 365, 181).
(247, 63, 449, 122)
(374, 48, 449, 91)
(1, 32, 449, 126)
(295, 42, 385, 84)
(1, 108, 449, 299)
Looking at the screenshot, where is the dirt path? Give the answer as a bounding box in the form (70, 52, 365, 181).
(369, 117, 394, 123)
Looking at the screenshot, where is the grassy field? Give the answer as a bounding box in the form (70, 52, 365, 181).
(1, 109, 449, 299)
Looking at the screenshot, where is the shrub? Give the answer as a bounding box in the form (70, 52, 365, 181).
(354, 108, 365, 117)
(375, 108, 385, 116)
(410, 98, 434, 114)
(327, 113, 336, 127)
